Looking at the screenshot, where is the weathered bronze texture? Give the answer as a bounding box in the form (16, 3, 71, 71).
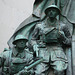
(0, 0, 75, 75)
(31, 5, 71, 75)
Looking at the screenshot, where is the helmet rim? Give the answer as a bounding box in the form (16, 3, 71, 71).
(45, 5, 60, 15)
(12, 35, 28, 45)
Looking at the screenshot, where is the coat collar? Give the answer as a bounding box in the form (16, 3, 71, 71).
(12, 47, 25, 58)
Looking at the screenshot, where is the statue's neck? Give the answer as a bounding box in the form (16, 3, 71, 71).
(16, 47, 25, 53)
(49, 17, 56, 23)
(47, 17, 57, 26)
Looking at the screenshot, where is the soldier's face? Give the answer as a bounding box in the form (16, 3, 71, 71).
(16, 40, 27, 49)
(47, 8, 58, 18)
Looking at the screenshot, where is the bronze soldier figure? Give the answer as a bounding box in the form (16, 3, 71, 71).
(0, 35, 33, 75)
(31, 5, 72, 75)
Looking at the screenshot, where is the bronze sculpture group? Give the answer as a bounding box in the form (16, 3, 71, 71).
(0, 0, 73, 75)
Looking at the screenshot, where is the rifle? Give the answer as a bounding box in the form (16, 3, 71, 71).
(24, 58, 44, 70)
(15, 58, 44, 75)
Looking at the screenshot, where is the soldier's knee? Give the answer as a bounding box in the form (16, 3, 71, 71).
(54, 70, 65, 75)
(51, 61, 68, 71)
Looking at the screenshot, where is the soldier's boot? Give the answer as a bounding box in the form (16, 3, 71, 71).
(54, 70, 65, 75)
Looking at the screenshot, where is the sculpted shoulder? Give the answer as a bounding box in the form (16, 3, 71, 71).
(0, 48, 12, 59)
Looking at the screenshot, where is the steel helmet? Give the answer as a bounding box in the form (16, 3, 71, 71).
(13, 34, 28, 45)
(45, 5, 60, 15)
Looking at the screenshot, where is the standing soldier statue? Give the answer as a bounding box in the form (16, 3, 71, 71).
(31, 5, 72, 75)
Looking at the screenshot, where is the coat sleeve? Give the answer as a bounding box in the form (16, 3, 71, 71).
(30, 23, 41, 46)
(62, 25, 72, 46)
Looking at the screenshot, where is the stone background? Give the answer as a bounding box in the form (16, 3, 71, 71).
(0, 0, 34, 52)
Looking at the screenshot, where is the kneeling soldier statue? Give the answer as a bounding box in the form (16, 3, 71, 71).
(0, 35, 34, 75)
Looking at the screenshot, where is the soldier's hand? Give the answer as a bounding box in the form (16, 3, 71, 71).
(58, 31, 66, 41)
(33, 44, 39, 57)
(33, 44, 39, 51)
(58, 31, 65, 38)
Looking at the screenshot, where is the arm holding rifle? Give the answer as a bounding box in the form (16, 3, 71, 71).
(14, 58, 44, 75)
